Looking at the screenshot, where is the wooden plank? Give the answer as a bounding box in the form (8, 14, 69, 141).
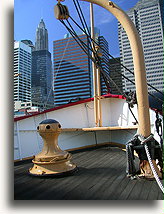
(117, 179, 138, 200)
(43, 149, 116, 200)
(80, 156, 127, 200)
(62, 128, 83, 132)
(14, 146, 161, 200)
(82, 126, 138, 131)
(127, 179, 145, 200)
(31, 147, 121, 200)
(83, 152, 127, 200)
(137, 179, 153, 200)
(61, 148, 126, 200)
(147, 181, 162, 200)
(61, 126, 138, 132)
(14, 148, 108, 200)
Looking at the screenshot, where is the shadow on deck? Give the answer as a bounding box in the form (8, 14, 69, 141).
(14, 145, 163, 200)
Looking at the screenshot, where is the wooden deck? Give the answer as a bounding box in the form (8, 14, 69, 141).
(14, 145, 163, 200)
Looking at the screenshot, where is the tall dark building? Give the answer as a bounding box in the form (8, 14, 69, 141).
(98, 36, 110, 94)
(31, 19, 54, 109)
(53, 33, 110, 106)
(109, 57, 123, 95)
(35, 19, 48, 51)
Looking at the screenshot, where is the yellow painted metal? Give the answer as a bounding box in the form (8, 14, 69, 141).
(95, 46, 102, 127)
(82, 125, 138, 131)
(90, 3, 99, 127)
(61, 126, 138, 132)
(82, 0, 151, 138)
(29, 120, 77, 176)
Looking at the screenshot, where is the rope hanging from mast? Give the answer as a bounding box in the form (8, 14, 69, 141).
(54, 0, 164, 105)
(54, 0, 163, 192)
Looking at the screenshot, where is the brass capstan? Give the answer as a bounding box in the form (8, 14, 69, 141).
(29, 119, 77, 176)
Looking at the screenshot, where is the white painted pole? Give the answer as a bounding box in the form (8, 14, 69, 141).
(82, 0, 151, 137)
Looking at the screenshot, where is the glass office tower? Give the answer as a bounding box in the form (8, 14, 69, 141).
(31, 19, 54, 109)
(14, 41, 32, 103)
(53, 33, 110, 106)
(118, 0, 164, 93)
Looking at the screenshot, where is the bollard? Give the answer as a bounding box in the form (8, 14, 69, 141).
(29, 119, 77, 176)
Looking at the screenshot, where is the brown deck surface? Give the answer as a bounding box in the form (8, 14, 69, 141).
(14, 145, 163, 200)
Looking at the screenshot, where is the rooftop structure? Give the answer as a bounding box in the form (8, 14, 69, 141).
(35, 19, 48, 51)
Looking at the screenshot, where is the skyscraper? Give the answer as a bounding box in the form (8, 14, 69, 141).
(53, 34, 92, 106)
(35, 19, 48, 51)
(118, 0, 164, 93)
(21, 40, 35, 51)
(14, 41, 32, 104)
(98, 36, 110, 94)
(53, 33, 110, 106)
(109, 57, 123, 95)
(31, 19, 54, 109)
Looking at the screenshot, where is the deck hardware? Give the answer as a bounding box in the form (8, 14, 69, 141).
(108, 1, 114, 7)
(54, 1, 69, 20)
(126, 134, 162, 181)
(29, 119, 77, 176)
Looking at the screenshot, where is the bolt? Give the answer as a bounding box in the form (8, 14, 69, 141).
(109, 1, 114, 7)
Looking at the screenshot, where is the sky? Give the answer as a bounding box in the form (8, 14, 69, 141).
(14, 0, 139, 57)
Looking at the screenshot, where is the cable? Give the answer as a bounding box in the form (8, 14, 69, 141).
(44, 35, 71, 109)
(60, 19, 132, 100)
(58, 4, 163, 104)
(64, 17, 164, 103)
(60, 20, 93, 60)
(72, 0, 89, 36)
(60, 19, 164, 123)
(68, 13, 163, 96)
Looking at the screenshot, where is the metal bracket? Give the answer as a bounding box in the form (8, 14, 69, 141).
(138, 134, 154, 145)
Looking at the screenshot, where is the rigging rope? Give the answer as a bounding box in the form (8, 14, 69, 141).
(67, 11, 163, 96)
(61, 14, 164, 103)
(56, 0, 164, 193)
(144, 142, 164, 193)
(60, 17, 164, 119)
(44, 36, 71, 109)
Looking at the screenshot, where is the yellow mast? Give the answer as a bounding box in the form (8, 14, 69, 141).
(83, 0, 151, 138)
(90, 3, 102, 127)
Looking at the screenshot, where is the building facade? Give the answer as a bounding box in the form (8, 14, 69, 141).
(109, 57, 123, 95)
(53, 33, 110, 106)
(98, 36, 110, 94)
(35, 19, 48, 51)
(14, 41, 32, 105)
(31, 19, 54, 109)
(21, 40, 35, 51)
(118, 0, 164, 93)
(31, 50, 54, 109)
